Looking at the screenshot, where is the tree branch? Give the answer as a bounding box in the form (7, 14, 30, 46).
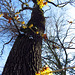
(65, 47, 75, 49)
(19, 0, 24, 3)
(47, 1, 58, 7)
(46, 0, 71, 7)
(47, 41, 62, 69)
(42, 57, 60, 69)
(55, 20, 68, 72)
(63, 26, 71, 43)
(51, 65, 75, 73)
(12, 18, 21, 35)
(0, 37, 13, 56)
(19, 7, 33, 12)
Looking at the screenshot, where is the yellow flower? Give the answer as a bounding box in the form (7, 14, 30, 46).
(35, 71, 40, 75)
(0, 14, 3, 17)
(37, 0, 48, 9)
(48, 0, 52, 2)
(36, 31, 39, 34)
(14, 15, 19, 20)
(21, 21, 25, 24)
(56, 46, 59, 49)
(22, 25, 27, 29)
(29, 24, 33, 28)
(14, 16, 17, 20)
(37, 0, 44, 4)
(40, 70, 45, 75)
(15, 12, 20, 15)
(39, 3, 45, 9)
(17, 20, 20, 23)
(44, 65, 53, 75)
(24, 3, 29, 7)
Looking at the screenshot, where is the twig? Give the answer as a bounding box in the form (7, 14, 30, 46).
(47, 39, 60, 46)
(51, 66, 75, 73)
(41, 65, 75, 74)
(12, 18, 21, 35)
(0, 37, 13, 56)
(55, 19, 68, 72)
(19, 7, 33, 12)
(47, 0, 70, 7)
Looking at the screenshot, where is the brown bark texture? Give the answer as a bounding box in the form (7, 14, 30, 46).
(2, 34, 42, 75)
(2, 4, 45, 75)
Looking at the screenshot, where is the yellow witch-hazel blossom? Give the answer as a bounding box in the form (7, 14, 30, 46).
(35, 65, 53, 75)
(29, 24, 33, 28)
(14, 15, 19, 20)
(37, 0, 53, 9)
(22, 25, 27, 29)
(36, 31, 39, 34)
(37, 0, 48, 9)
(15, 12, 20, 15)
(48, 0, 53, 2)
(0, 14, 3, 17)
(21, 21, 25, 24)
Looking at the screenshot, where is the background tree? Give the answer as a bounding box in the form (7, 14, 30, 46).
(0, 0, 75, 75)
(42, 11, 75, 74)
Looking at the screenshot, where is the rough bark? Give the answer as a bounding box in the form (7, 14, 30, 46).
(2, 3, 45, 75)
(2, 34, 42, 75)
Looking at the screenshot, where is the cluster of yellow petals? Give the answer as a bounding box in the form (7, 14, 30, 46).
(22, 25, 27, 29)
(29, 24, 33, 28)
(37, 0, 48, 8)
(0, 13, 3, 17)
(0, 12, 26, 25)
(14, 12, 26, 25)
(35, 65, 53, 75)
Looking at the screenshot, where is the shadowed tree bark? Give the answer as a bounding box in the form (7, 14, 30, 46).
(2, 34, 42, 75)
(2, 1, 45, 75)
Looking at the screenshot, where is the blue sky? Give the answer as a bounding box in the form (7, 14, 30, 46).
(0, 0, 75, 74)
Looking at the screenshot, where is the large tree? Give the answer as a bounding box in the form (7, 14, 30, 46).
(0, 0, 75, 75)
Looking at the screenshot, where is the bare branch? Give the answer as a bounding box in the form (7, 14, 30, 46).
(11, 18, 21, 35)
(47, 39, 60, 47)
(0, 37, 13, 56)
(47, 41, 62, 69)
(19, 0, 24, 3)
(63, 24, 71, 43)
(42, 57, 61, 69)
(68, 36, 75, 47)
(46, 0, 71, 7)
(19, 7, 33, 12)
(65, 47, 75, 49)
(55, 18, 68, 70)
(51, 65, 75, 73)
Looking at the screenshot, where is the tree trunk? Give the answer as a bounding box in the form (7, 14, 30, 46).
(2, 34, 42, 75)
(2, 4, 45, 75)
